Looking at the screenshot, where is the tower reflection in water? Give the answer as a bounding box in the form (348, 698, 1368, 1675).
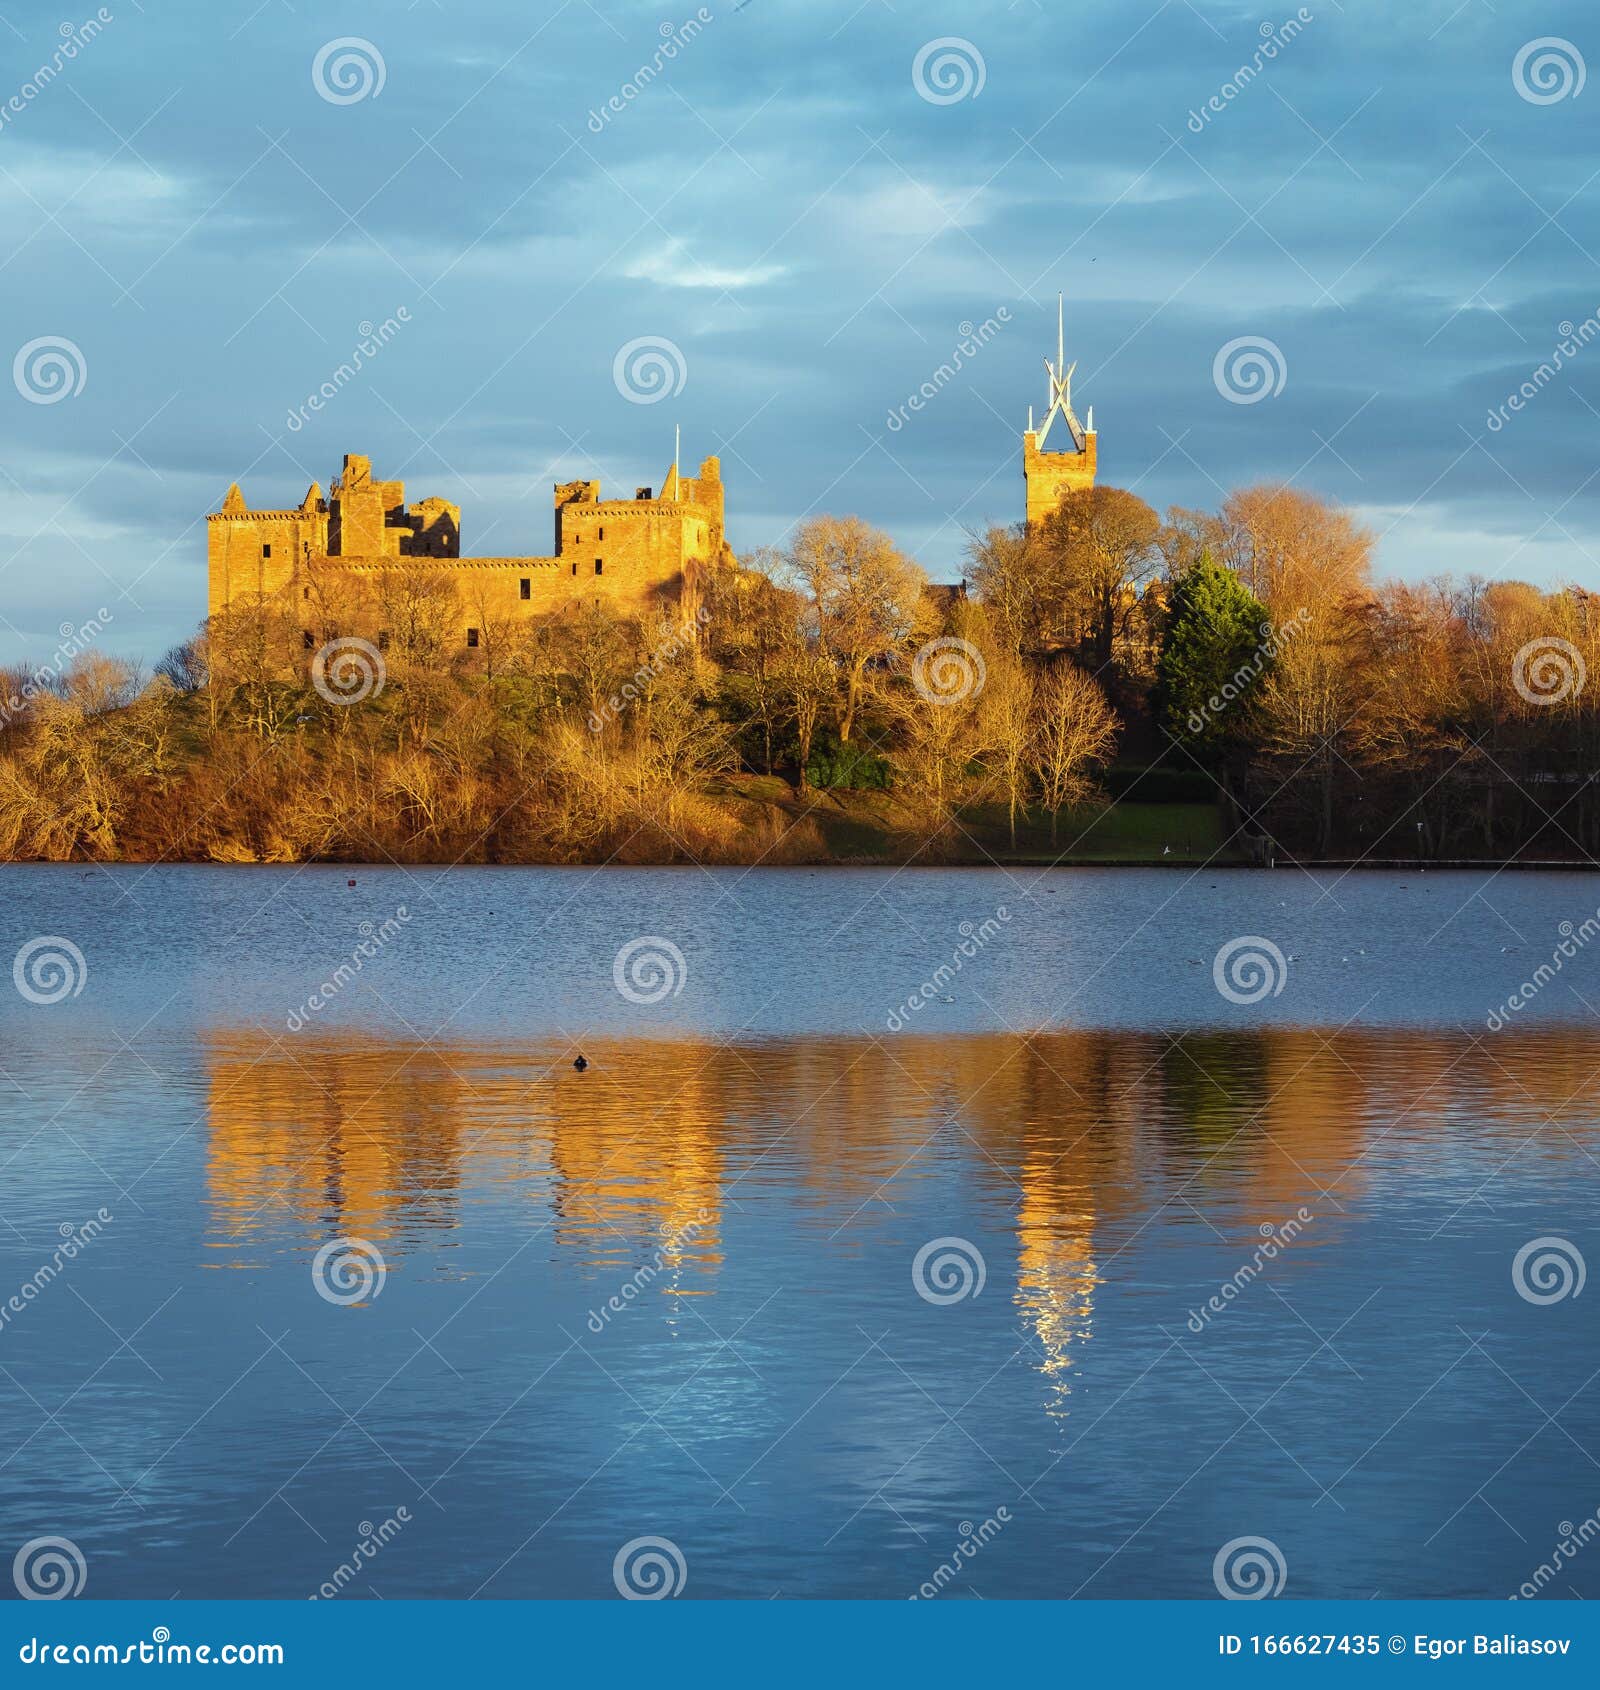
(201, 1026, 1600, 1416)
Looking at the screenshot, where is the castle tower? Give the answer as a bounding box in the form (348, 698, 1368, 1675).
(1022, 293, 1097, 527)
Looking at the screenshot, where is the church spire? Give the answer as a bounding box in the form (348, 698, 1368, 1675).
(1035, 292, 1088, 454)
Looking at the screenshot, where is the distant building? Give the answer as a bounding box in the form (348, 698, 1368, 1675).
(1022, 295, 1097, 526)
(206, 447, 728, 636)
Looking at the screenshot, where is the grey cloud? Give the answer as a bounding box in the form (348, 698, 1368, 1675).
(1, 0, 1597, 662)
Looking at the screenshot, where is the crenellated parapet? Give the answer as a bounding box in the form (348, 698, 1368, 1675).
(207, 509, 316, 522)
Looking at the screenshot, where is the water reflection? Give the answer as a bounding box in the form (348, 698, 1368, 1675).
(1015, 1150, 1100, 1417)
(18, 854, 1600, 1598)
(203, 1037, 732, 1281)
(202, 1024, 1600, 1405)
(3, 1013, 1596, 1599)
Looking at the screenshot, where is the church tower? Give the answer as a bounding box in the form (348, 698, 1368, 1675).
(1022, 293, 1097, 526)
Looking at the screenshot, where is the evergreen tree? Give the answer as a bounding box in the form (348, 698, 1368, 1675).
(1151, 553, 1273, 756)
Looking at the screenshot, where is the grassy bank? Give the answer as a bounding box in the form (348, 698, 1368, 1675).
(710, 776, 1230, 866)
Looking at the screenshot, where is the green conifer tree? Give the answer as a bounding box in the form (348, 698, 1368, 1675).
(1151, 553, 1273, 757)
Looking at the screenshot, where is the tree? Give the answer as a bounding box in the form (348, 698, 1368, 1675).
(979, 650, 1035, 848)
(776, 640, 836, 788)
(206, 601, 302, 741)
(63, 653, 142, 716)
(377, 568, 458, 672)
(892, 679, 981, 845)
(1207, 489, 1374, 853)
(1150, 553, 1273, 757)
(706, 550, 805, 774)
(1030, 664, 1119, 845)
(156, 638, 209, 696)
(463, 577, 524, 682)
(964, 523, 1046, 656)
(368, 568, 462, 745)
(1256, 600, 1369, 854)
(1346, 578, 1473, 855)
(786, 516, 930, 741)
(1159, 504, 1226, 580)
(549, 596, 636, 729)
(1217, 484, 1373, 617)
(1039, 485, 1162, 668)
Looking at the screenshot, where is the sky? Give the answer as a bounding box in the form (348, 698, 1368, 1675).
(0, 0, 1597, 664)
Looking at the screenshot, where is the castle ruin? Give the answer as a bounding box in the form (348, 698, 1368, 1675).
(207, 446, 728, 637)
(208, 300, 1091, 645)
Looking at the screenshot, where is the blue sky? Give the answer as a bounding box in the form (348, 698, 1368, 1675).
(1, 0, 1597, 664)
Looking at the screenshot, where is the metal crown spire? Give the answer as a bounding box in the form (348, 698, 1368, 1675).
(1036, 291, 1088, 454)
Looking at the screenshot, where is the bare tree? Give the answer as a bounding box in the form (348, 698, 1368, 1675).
(776, 638, 836, 788)
(705, 549, 804, 774)
(965, 523, 1047, 657)
(1217, 484, 1373, 617)
(1031, 664, 1119, 845)
(156, 638, 210, 696)
(980, 651, 1036, 848)
(1038, 485, 1162, 668)
(786, 515, 931, 741)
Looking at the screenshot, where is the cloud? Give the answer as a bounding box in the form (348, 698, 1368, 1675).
(831, 177, 991, 242)
(0, 144, 195, 234)
(623, 241, 786, 290)
(3, 0, 1600, 664)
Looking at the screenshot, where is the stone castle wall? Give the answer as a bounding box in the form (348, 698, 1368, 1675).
(207, 333, 1094, 647)
(206, 451, 726, 638)
(207, 507, 327, 619)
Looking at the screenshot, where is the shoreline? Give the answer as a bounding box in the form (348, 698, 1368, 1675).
(4, 855, 1596, 872)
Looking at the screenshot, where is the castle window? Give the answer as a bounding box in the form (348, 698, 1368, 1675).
(598, 527, 604, 541)
(262, 544, 272, 559)
(571, 561, 577, 576)
(594, 558, 603, 576)
(466, 627, 480, 649)
(302, 630, 315, 650)
(519, 578, 530, 600)
(302, 586, 310, 599)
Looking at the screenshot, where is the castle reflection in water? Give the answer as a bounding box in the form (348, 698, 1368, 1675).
(202, 1026, 1600, 1413)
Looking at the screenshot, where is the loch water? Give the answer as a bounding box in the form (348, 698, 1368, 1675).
(1, 863, 1596, 1599)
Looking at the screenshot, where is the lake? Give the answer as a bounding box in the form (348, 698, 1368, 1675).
(1, 863, 1597, 1600)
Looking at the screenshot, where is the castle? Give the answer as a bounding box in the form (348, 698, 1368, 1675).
(1022, 294, 1097, 526)
(207, 445, 728, 636)
(207, 301, 1089, 643)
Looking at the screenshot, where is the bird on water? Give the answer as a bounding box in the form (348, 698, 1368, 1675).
(573, 1055, 589, 1072)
